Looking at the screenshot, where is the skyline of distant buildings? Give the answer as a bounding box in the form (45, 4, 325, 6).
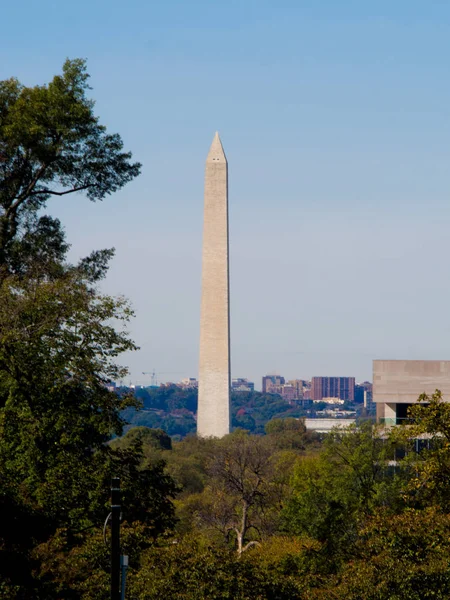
(116, 359, 450, 427)
(132, 372, 373, 407)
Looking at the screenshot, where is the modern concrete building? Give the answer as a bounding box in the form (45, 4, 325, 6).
(197, 133, 231, 438)
(373, 360, 450, 424)
(311, 377, 355, 401)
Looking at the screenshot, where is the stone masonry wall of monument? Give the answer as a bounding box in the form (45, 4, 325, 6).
(197, 133, 231, 438)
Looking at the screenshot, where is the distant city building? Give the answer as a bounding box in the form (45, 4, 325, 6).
(287, 379, 305, 400)
(311, 377, 355, 402)
(316, 409, 356, 418)
(179, 378, 199, 389)
(281, 384, 298, 402)
(373, 360, 450, 425)
(313, 397, 345, 405)
(354, 381, 373, 404)
(262, 375, 285, 394)
(231, 378, 255, 392)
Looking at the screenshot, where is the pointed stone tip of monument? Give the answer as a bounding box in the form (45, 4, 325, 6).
(206, 131, 227, 163)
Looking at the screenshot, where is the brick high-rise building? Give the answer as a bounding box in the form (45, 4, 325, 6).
(287, 379, 305, 400)
(311, 377, 355, 401)
(281, 384, 298, 402)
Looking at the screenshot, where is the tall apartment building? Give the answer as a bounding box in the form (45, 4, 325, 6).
(281, 384, 298, 402)
(311, 377, 355, 401)
(287, 379, 305, 400)
(262, 375, 285, 394)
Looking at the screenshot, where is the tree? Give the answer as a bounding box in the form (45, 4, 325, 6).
(32, 520, 157, 600)
(0, 61, 151, 596)
(0, 58, 141, 270)
(265, 417, 319, 450)
(128, 536, 303, 600)
(111, 426, 173, 452)
(0, 264, 140, 518)
(186, 431, 280, 555)
(316, 509, 450, 600)
(284, 422, 402, 569)
(393, 390, 450, 511)
(0, 242, 186, 596)
(0, 59, 142, 524)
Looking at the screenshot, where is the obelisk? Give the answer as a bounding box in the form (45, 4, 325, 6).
(197, 132, 230, 438)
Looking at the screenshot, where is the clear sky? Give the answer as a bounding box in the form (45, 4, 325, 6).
(3, 1, 450, 388)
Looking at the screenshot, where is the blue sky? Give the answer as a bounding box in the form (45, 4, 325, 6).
(3, 1, 450, 387)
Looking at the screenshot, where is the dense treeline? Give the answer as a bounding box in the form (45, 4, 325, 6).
(29, 400, 450, 600)
(125, 387, 309, 437)
(2, 60, 450, 599)
(113, 402, 450, 600)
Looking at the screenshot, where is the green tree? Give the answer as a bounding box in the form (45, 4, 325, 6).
(0, 265, 139, 523)
(284, 422, 401, 569)
(128, 536, 303, 600)
(0, 61, 182, 598)
(0, 58, 140, 270)
(316, 509, 450, 600)
(0, 257, 182, 595)
(111, 426, 173, 452)
(265, 417, 319, 450)
(33, 521, 154, 600)
(23, 436, 178, 599)
(393, 390, 450, 511)
(164, 435, 215, 499)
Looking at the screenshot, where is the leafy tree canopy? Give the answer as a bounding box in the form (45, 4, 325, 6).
(0, 60, 182, 598)
(0, 58, 141, 270)
(393, 390, 450, 511)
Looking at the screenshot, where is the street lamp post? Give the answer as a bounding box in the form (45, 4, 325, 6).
(111, 477, 121, 600)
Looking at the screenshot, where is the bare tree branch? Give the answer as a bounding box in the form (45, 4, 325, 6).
(28, 184, 92, 198)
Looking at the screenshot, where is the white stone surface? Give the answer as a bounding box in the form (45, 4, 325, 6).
(197, 133, 231, 438)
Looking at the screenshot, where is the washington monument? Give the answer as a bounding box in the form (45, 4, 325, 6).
(197, 132, 231, 438)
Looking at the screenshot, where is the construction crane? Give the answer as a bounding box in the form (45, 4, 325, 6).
(142, 370, 183, 387)
(142, 370, 158, 387)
